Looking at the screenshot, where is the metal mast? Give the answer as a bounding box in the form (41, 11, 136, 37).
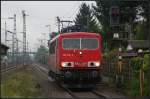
(22, 10, 27, 66)
(5, 22, 7, 44)
(14, 14, 17, 65)
(16, 38, 19, 65)
(57, 16, 61, 33)
(12, 14, 16, 65)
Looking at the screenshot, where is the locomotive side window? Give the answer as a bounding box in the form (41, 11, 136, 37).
(49, 40, 56, 54)
(81, 38, 98, 49)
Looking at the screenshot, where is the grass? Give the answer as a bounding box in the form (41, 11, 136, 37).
(1, 67, 43, 98)
(123, 77, 149, 96)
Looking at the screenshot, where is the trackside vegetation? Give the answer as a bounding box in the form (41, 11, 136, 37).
(1, 67, 44, 98)
(105, 49, 149, 96)
(123, 54, 150, 96)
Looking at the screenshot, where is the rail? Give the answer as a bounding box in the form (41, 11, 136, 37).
(1, 66, 17, 74)
(32, 63, 126, 99)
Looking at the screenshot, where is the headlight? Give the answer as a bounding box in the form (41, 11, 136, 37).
(61, 62, 67, 67)
(95, 62, 100, 66)
(61, 62, 74, 67)
(88, 61, 100, 67)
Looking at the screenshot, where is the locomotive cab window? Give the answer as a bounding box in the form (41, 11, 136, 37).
(63, 38, 80, 50)
(62, 38, 98, 50)
(81, 38, 98, 50)
(49, 40, 56, 54)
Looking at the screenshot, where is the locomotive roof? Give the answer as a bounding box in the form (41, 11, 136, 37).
(60, 32, 100, 36)
(50, 32, 101, 43)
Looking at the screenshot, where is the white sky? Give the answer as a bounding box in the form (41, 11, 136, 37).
(1, 1, 96, 52)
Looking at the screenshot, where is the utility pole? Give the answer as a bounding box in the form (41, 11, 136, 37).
(14, 14, 17, 65)
(16, 39, 19, 65)
(26, 41, 29, 53)
(27, 41, 29, 65)
(5, 22, 7, 45)
(22, 10, 27, 66)
(57, 16, 61, 33)
(9, 14, 16, 65)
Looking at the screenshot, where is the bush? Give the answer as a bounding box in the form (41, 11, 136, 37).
(131, 57, 142, 71)
(143, 54, 150, 71)
(124, 54, 150, 96)
(124, 77, 140, 96)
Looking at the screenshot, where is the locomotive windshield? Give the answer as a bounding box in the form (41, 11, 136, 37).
(62, 38, 98, 50)
(81, 38, 98, 49)
(63, 38, 80, 49)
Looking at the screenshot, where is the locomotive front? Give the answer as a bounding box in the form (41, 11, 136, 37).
(58, 33, 103, 87)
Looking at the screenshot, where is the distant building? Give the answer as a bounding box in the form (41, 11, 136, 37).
(126, 40, 149, 52)
(0, 43, 9, 55)
(0, 43, 9, 67)
(110, 39, 149, 58)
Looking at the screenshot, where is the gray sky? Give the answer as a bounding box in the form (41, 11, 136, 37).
(1, 1, 96, 52)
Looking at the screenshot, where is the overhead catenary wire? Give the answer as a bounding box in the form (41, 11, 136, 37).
(1, 28, 23, 34)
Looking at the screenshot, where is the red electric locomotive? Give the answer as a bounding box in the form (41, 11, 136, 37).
(48, 32, 103, 88)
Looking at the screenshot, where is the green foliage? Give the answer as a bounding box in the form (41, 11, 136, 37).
(92, 1, 112, 40)
(124, 77, 140, 96)
(144, 78, 149, 96)
(131, 57, 143, 71)
(135, 22, 147, 40)
(130, 54, 150, 72)
(143, 54, 150, 96)
(1, 69, 43, 98)
(143, 54, 150, 71)
(124, 77, 149, 96)
(108, 48, 118, 57)
(75, 3, 101, 33)
(123, 54, 150, 96)
(92, 1, 148, 40)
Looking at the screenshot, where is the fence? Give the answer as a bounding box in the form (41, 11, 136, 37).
(102, 56, 134, 82)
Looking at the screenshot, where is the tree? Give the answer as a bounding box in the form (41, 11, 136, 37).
(92, 0, 149, 52)
(92, 1, 113, 39)
(74, 3, 101, 33)
(134, 21, 147, 40)
(92, 0, 149, 40)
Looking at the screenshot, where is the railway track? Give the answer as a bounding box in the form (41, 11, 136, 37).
(32, 63, 126, 98)
(1, 66, 17, 74)
(32, 63, 108, 98)
(32, 64, 54, 81)
(59, 84, 106, 99)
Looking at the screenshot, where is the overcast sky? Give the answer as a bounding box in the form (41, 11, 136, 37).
(1, 1, 96, 52)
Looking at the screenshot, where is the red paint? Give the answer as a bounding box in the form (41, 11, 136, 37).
(48, 32, 103, 72)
